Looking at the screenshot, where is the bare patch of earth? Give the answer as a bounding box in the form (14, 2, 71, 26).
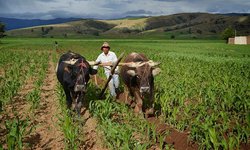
(27, 55, 64, 149)
(81, 108, 108, 150)
(93, 75, 198, 150)
(0, 74, 36, 148)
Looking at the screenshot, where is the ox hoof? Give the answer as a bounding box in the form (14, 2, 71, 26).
(134, 105, 142, 114)
(130, 102, 136, 108)
(145, 108, 154, 115)
(145, 108, 155, 118)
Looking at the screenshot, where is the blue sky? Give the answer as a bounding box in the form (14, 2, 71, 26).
(0, 0, 250, 19)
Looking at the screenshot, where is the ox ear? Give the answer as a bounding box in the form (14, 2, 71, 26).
(148, 60, 161, 67)
(152, 68, 161, 76)
(127, 70, 136, 76)
(63, 58, 78, 65)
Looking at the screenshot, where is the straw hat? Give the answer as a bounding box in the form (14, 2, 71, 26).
(101, 42, 110, 50)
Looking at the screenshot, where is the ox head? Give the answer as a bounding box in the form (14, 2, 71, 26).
(126, 60, 161, 94)
(63, 58, 96, 93)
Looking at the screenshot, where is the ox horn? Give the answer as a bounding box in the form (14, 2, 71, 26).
(124, 62, 146, 68)
(63, 58, 78, 65)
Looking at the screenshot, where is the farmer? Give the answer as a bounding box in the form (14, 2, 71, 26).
(93, 42, 119, 98)
(54, 41, 59, 52)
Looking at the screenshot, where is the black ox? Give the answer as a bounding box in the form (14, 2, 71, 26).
(56, 52, 97, 116)
(121, 53, 161, 114)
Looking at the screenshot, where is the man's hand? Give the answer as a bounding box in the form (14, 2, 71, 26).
(114, 69, 119, 74)
(94, 61, 101, 65)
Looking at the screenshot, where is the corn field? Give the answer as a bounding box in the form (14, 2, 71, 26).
(0, 38, 249, 149)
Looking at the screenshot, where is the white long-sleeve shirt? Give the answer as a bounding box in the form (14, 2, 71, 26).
(93, 51, 119, 74)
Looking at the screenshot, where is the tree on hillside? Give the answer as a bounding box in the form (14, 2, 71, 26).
(0, 22, 5, 38)
(221, 27, 234, 40)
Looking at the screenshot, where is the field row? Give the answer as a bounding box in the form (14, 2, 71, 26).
(0, 38, 249, 149)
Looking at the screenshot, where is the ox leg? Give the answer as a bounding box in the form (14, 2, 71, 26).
(147, 80, 155, 115)
(150, 79, 155, 105)
(76, 101, 82, 117)
(134, 91, 143, 114)
(63, 86, 72, 110)
(75, 93, 83, 117)
(75, 93, 84, 117)
(124, 87, 129, 104)
(124, 87, 133, 106)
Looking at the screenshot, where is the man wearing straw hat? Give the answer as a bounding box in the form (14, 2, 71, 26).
(93, 42, 119, 98)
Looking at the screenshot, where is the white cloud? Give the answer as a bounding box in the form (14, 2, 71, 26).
(0, 0, 249, 19)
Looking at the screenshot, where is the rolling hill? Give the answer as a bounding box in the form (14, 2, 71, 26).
(5, 13, 250, 39)
(0, 17, 82, 30)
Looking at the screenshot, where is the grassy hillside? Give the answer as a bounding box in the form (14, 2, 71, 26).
(6, 13, 250, 39)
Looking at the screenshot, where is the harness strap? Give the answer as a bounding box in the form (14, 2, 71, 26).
(78, 60, 87, 68)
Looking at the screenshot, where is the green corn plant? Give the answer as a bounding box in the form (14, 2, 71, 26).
(134, 143, 149, 150)
(208, 127, 219, 150)
(56, 83, 81, 150)
(26, 89, 41, 109)
(1, 38, 250, 149)
(59, 111, 78, 150)
(5, 116, 33, 150)
(158, 134, 166, 150)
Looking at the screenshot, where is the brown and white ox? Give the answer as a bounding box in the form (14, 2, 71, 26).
(120, 53, 161, 115)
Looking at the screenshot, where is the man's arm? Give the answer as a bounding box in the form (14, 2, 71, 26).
(112, 52, 119, 73)
(93, 55, 101, 70)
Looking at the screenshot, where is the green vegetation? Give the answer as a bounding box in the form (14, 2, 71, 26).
(5, 13, 250, 39)
(0, 42, 50, 149)
(89, 96, 169, 149)
(5, 116, 33, 150)
(0, 37, 249, 149)
(25, 51, 49, 109)
(221, 27, 235, 40)
(57, 85, 80, 149)
(0, 50, 31, 106)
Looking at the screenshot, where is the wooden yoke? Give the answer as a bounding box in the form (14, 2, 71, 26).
(88, 61, 132, 66)
(99, 52, 125, 98)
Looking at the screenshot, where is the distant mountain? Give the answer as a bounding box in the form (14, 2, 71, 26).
(220, 13, 250, 16)
(5, 13, 250, 39)
(0, 17, 82, 30)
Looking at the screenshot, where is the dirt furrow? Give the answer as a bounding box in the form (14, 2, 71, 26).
(0, 73, 35, 148)
(93, 75, 198, 149)
(30, 55, 64, 149)
(81, 108, 107, 150)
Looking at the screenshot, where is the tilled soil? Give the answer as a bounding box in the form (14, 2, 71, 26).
(34, 52, 107, 150)
(0, 61, 198, 150)
(1, 53, 107, 150)
(0, 76, 35, 148)
(81, 108, 108, 150)
(94, 75, 198, 150)
(28, 55, 64, 149)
